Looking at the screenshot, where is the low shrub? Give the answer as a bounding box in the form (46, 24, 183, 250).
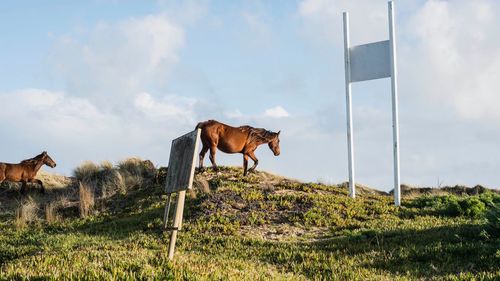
(405, 194, 495, 218)
(485, 203, 499, 236)
(459, 196, 486, 217)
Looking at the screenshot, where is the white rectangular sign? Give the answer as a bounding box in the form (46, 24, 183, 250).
(343, 1, 401, 206)
(349, 40, 391, 83)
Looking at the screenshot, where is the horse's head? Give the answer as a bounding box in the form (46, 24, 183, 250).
(41, 151, 57, 168)
(268, 131, 281, 156)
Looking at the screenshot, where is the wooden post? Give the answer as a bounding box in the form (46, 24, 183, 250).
(163, 129, 200, 260)
(168, 190, 186, 260)
(163, 193, 172, 228)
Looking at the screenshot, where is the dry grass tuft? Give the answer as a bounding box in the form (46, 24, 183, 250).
(72, 158, 156, 199)
(79, 182, 95, 218)
(100, 160, 113, 170)
(15, 197, 38, 228)
(186, 178, 211, 199)
(100, 170, 126, 198)
(118, 158, 156, 180)
(124, 174, 143, 190)
(45, 201, 61, 223)
(194, 178, 211, 194)
(188, 189, 197, 199)
(35, 170, 73, 190)
(73, 161, 100, 183)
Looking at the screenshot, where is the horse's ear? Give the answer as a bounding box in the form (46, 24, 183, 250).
(43, 151, 47, 154)
(277, 131, 281, 136)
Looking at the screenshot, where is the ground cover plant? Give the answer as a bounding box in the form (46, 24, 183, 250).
(0, 162, 498, 280)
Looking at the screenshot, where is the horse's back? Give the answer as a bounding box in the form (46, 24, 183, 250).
(196, 120, 250, 152)
(196, 120, 221, 130)
(197, 120, 250, 135)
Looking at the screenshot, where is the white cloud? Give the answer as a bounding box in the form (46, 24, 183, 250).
(0, 10, 205, 173)
(0, 89, 118, 143)
(52, 14, 185, 111)
(0, 88, 200, 175)
(134, 92, 197, 122)
(264, 106, 290, 118)
(403, 0, 500, 123)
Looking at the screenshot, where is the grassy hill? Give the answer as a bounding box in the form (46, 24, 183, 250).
(0, 159, 499, 280)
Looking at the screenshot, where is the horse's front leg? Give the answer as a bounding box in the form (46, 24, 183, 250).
(243, 154, 249, 176)
(247, 151, 259, 173)
(29, 179, 45, 194)
(20, 180, 27, 194)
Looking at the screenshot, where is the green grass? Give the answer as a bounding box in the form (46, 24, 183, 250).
(0, 165, 499, 280)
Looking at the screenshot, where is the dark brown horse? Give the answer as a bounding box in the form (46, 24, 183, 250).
(196, 120, 280, 176)
(0, 151, 57, 194)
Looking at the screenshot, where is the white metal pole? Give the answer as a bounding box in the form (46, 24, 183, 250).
(343, 12, 355, 199)
(388, 1, 401, 206)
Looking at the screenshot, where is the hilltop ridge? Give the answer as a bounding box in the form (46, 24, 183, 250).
(0, 161, 498, 280)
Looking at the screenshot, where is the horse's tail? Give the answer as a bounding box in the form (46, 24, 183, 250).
(0, 163, 6, 180)
(195, 120, 215, 130)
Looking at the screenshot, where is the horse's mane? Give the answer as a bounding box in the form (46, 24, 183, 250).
(20, 152, 45, 165)
(239, 126, 276, 143)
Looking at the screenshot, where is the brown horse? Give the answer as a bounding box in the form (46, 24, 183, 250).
(0, 151, 57, 194)
(196, 120, 280, 176)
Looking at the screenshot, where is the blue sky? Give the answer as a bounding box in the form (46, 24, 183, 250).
(1, 0, 499, 191)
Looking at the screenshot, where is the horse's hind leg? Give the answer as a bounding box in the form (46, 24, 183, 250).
(209, 145, 219, 172)
(199, 145, 209, 171)
(243, 154, 249, 176)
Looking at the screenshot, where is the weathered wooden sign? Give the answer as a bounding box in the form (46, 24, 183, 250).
(163, 129, 200, 260)
(165, 129, 200, 194)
